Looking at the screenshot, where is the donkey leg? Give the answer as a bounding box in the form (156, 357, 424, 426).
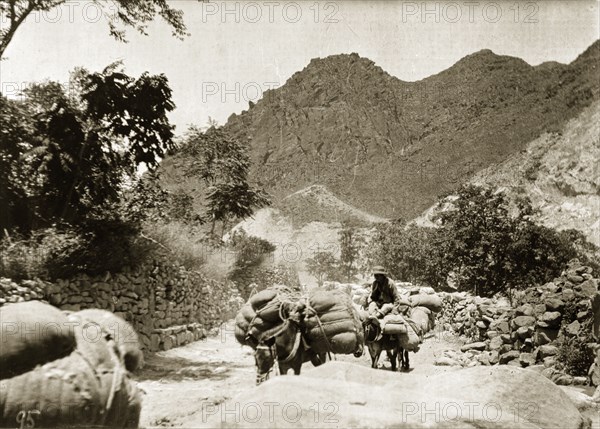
(387, 349, 398, 372)
(368, 344, 382, 368)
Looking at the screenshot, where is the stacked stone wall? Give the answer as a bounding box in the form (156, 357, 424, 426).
(0, 258, 244, 353)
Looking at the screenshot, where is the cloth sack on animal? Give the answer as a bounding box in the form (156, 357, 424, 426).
(0, 311, 141, 428)
(0, 301, 77, 380)
(381, 314, 408, 335)
(409, 306, 434, 334)
(398, 318, 423, 352)
(303, 289, 364, 355)
(409, 293, 442, 313)
(234, 287, 294, 348)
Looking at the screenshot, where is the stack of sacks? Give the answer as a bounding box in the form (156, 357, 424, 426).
(303, 289, 364, 355)
(234, 287, 293, 349)
(0, 301, 142, 428)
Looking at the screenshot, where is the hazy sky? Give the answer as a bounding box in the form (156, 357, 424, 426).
(1, 1, 598, 134)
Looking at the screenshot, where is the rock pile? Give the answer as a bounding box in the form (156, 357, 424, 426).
(0, 278, 45, 305)
(436, 259, 598, 386)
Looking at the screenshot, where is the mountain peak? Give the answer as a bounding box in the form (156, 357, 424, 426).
(216, 41, 599, 221)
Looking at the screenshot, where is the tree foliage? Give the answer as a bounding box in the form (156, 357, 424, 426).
(370, 185, 599, 297)
(0, 0, 188, 58)
(227, 229, 276, 298)
(0, 63, 176, 230)
(306, 250, 340, 287)
(179, 126, 271, 236)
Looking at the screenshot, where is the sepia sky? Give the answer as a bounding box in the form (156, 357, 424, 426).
(1, 0, 598, 134)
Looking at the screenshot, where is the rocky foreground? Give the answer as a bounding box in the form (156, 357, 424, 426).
(199, 361, 591, 428)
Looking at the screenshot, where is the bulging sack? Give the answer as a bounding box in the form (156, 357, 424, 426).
(304, 290, 364, 355)
(399, 319, 422, 352)
(234, 287, 292, 348)
(0, 301, 76, 379)
(381, 314, 407, 335)
(0, 314, 140, 428)
(410, 306, 435, 334)
(409, 294, 442, 313)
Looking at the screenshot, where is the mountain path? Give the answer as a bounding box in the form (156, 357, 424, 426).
(135, 321, 465, 427)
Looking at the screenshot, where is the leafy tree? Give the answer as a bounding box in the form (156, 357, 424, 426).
(435, 185, 592, 296)
(0, 63, 176, 230)
(179, 126, 271, 236)
(367, 220, 446, 287)
(306, 250, 340, 287)
(0, 0, 188, 58)
(369, 185, 598, 297)
(228, 230, 276, 298)
(122, 172, 201, 226)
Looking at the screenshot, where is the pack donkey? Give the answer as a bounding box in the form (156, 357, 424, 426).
(364, 321, 410, 371)
(254, 312, 328, 384)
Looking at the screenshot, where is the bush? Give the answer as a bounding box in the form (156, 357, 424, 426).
(369, 185, 599, 297)
(556, 330, 595, 377)
(141, 221, 207, 272)
(227, 230, 276, 298)
(0, 227, 83, 280)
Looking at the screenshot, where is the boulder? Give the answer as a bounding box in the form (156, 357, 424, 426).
(566, 320, 581, 336)
(519, 352, 536, 367)
(538, 345, 559, 359)
(499, 350, 520, 364)
(539, 311, 562, 328)
(533, 303, 547, 316)
(496, 321, 510, 333)
(516, 303, 534, 316)
(534, 326, 559, 346)
(544, 298, 565, 312)
(512, 316, 536, 329)
(489, 336, 504, 351)
(200, 363, 587, 429)
(460, 342, 487, 352)
(578, 279, 598, 297)
(516, 326, 533, 340)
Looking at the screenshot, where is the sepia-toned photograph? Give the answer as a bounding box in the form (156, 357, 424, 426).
(0, 1, 599, 427)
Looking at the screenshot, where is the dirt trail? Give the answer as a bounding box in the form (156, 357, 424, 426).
(136, 322, 465, 427)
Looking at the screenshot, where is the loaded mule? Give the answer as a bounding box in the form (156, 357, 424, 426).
(360, 300, 415, 371)
(254, 304, 327, 384)
(364, 318, 410, 371)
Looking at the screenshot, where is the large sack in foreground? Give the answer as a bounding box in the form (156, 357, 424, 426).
(304, 289, 364, 354)
(0, 312, 141, 428)
(0, 301, 76, 379)
(409, 293, 442, 312)
(75, 309, 143, 372)
(200, 362, 587, 428)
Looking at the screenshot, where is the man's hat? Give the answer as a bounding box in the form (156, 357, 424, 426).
(372, 265, 388, 275)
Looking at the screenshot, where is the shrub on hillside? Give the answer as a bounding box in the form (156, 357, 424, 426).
(370, 185, 599, 297)
(555, 326, 595, 377)
(141, 221, 207, 272)
(0, 227, 86, 281)
(227, 230, 276, 298)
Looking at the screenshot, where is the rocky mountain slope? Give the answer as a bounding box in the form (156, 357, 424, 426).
(471, 100, 600, 245)
(224, 40, 599, 220)
(415, 100, 599, 245)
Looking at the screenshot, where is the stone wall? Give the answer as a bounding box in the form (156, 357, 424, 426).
(436, 259, 598, 386)
(0, 258, 244, 354)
